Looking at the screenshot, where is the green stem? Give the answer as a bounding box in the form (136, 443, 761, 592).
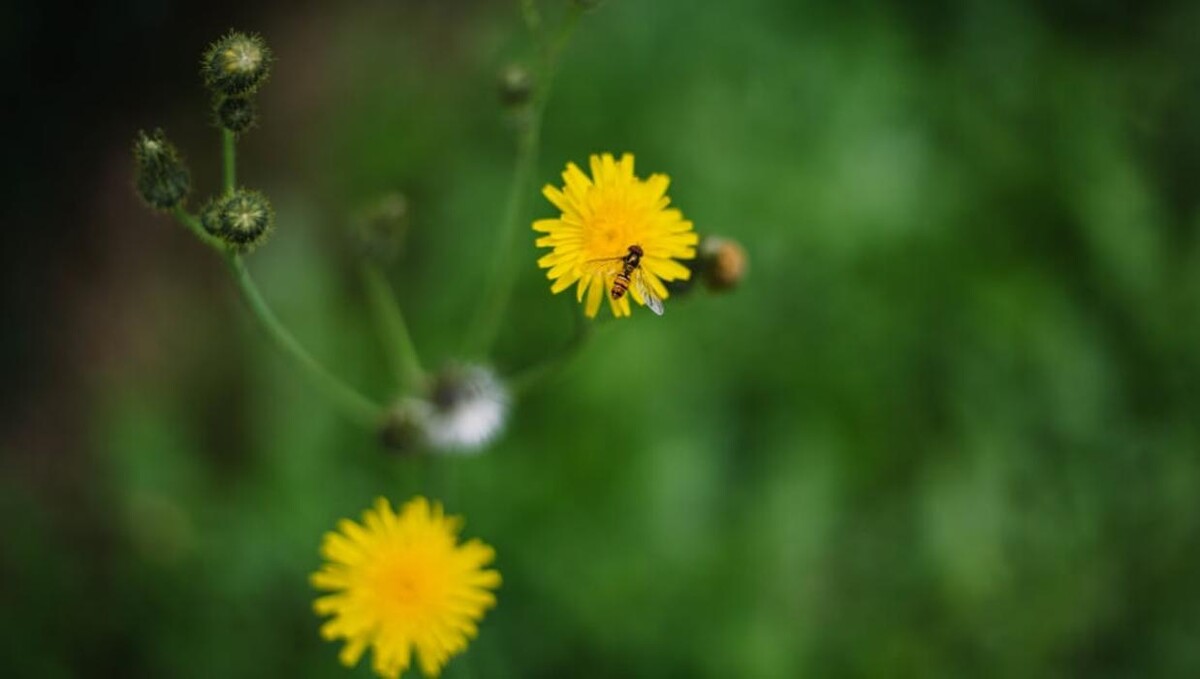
(171, 206, 226, 251)
(465, 117, 541, 356)
(225, 253, 383, 427)
(520, 0, 542, 37)
(222, 129, 236, 194)
(544, 4, 583, 66)
(361, 263, 425, 392)
(508, 306, 592, 395)
(465, 6, 582, 356)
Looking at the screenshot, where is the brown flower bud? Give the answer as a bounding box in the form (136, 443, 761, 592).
(699, 236, 747, 291)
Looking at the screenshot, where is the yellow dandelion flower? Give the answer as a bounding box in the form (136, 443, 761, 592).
(311, 497, 501, 679)
(533, 153, 699, 318)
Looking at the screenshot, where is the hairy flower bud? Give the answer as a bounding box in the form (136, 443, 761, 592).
(133, 129, 191, 210)
(201, 189, 274, 251)
(498, 64, 533, 108)
(201, 32, 272, 96)
(351, 192, 410, 261)
(199, 197, 222, 234)
(699, 236, 748, 291)
(215, 95, 258, 134)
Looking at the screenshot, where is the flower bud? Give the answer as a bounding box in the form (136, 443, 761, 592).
(498, 64, 533, 108)
(132, 129, 191, 210)
(199, 197, 222, 235)
(379, 400, 426, 453)
(698, 236, 747, 291)
(201, 189, 275, 251)
(201, 31, 272, 96)
(351, 192, 409, 262)
(215, 95, 258, 134)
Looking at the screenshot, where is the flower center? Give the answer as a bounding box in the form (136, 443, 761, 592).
(588, 201, 637, 257)
(370, 551, 450, 620)
(224, 45, 263, 74)
(379, 565, 427, 607)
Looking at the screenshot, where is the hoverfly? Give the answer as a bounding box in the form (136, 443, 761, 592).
(583, 244, 665, 315)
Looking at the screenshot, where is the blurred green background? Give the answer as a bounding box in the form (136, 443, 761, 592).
(4, 0, 1200, 676)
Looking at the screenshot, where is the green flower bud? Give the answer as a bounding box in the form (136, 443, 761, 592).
(498, 64, 533, 108)
(215, 95, 258, 134)
(202, 189, 275, 251)
(199, 197, 222, 235)
(133, 129, 191, 210)
(351, 192, 410, 261)
(379, 400, 426, 454)
(201, 31, 272, 96)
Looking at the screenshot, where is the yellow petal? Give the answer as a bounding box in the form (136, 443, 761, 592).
(563, 162, 592, 197)
(585, 276, 604, 317)
(644, 257, 691, 280)
(542, 185, 574, 215)
(338, 636, 368, 667)
(618, 153, 635, 180)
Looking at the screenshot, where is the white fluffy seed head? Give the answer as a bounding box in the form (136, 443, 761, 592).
(419, 365, 509, 453)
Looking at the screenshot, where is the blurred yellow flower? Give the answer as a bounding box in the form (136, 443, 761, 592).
(534, 153, 698, 318)
(312, 497, 501, 679)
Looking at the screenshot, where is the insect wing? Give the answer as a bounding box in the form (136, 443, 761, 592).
(632, 268, 665, 316)
(579, 256, 625, 279)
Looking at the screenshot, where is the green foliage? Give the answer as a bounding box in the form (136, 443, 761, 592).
(11, 0, 1200, 677)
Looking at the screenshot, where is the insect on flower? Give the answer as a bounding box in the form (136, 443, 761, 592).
(534, 153, 698, 318)
(582, 244, 664, 315)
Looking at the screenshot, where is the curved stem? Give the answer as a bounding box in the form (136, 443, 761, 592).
(465, 6, 583, 357)
(225, 253, 383, 427)
(171, 206, 226, 251)
(211, 121, 378, 425)
(222, 129, 236, 194)
(361, 263, 425, 392)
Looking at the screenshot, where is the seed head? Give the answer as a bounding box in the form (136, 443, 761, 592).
(133, 129, 191, 210)
(421, 364, 509, 453)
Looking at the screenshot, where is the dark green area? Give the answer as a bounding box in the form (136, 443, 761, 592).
(6, 0, 1200, 676)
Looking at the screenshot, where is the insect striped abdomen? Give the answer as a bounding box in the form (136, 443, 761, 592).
(611, 270, 631, 299)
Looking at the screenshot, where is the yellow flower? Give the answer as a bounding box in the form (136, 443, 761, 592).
(311, 497, 501, 679)
(534, 153, 699, 318)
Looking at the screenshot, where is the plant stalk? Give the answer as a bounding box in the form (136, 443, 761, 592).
(222, 129, 236, 194)
(361, 263, 425, 392)
(226, 254, 384, 427)
(465, 6, 583, 356)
